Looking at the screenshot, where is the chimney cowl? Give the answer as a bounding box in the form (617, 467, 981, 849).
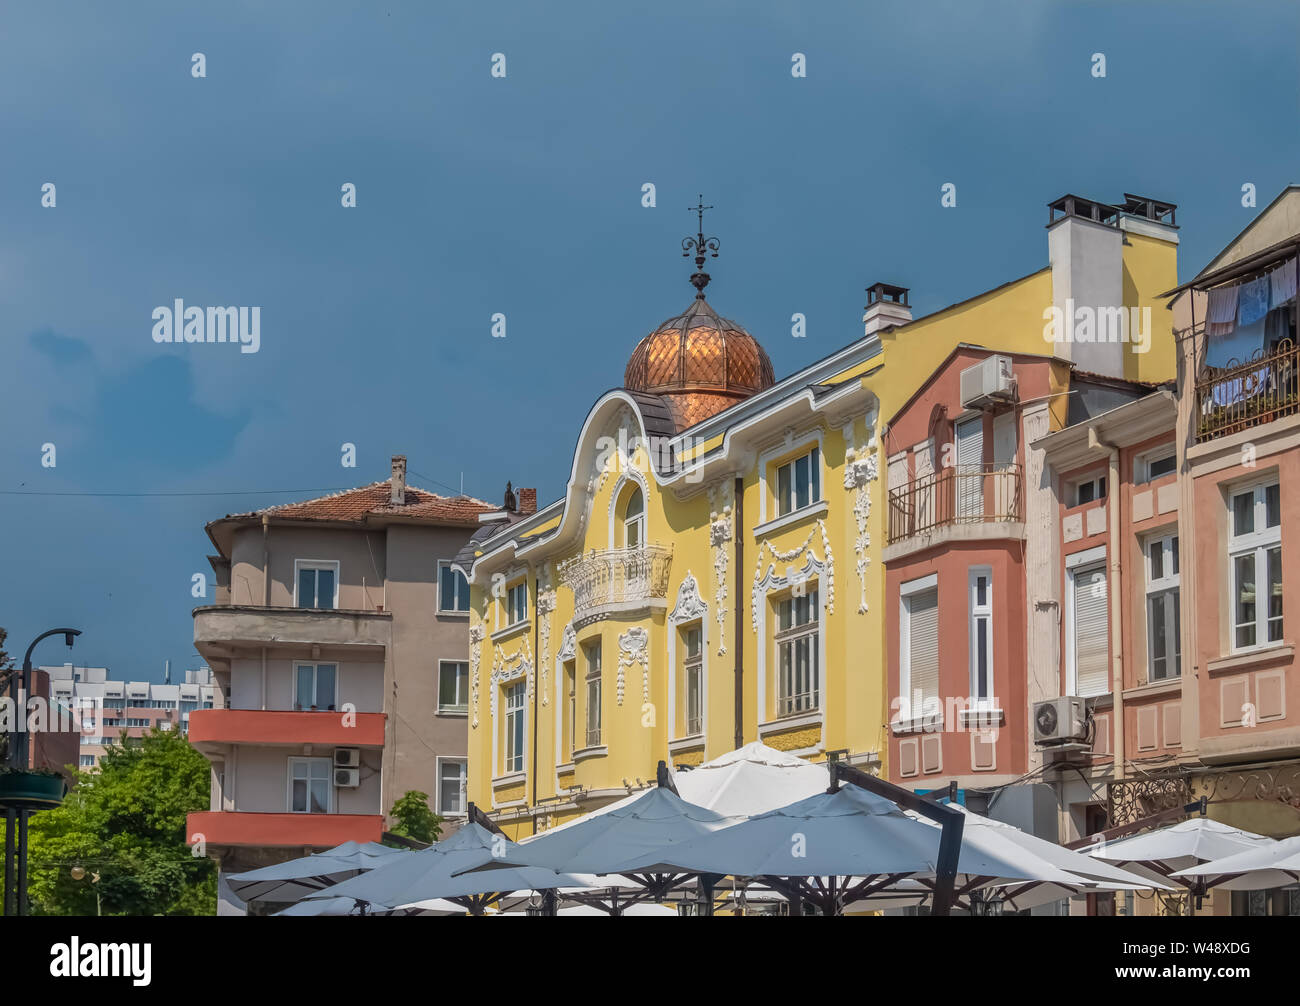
(863, 281, 913, 340)
(390, 455, 407, 506)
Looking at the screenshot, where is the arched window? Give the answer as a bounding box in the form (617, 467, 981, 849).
(623, 487, 645, 549)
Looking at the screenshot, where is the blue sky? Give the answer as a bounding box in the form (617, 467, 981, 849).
(2, 0, 1297, 679)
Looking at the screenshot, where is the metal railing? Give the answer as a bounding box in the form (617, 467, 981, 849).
(1195, 338, 1299, 442)
(886, 464, 1022, 545)
(558, 545, 673, 622)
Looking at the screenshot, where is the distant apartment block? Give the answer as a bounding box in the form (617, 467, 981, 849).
(41, 663, 216, 768)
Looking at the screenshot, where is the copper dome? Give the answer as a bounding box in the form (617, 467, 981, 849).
(625, 298, 776, 430)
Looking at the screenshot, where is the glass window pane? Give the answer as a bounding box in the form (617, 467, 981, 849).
(811, 448, 821, 502)
(976, 618, 988, 696)
(1266, 484, 1280, 528)
(1149, 541, 1163, 581)
(317, 569, 335, 609)
(298, 568, 315, 608)
(1268, 546, 1283, 641)
(310, 778, 328, 813)
(1233, 492, 1254, 537)
(296, 666, 313, 708)
(1235, 554, 1257, 648)
(1171, 536, 1180, 576)
(316, 665, 336, 710)
(292, 778, 307, 812)
(440, 666, 457, 707)
(778, 464, 791, 515)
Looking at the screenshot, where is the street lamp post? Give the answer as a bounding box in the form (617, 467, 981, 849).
(3, 627, 80, 917)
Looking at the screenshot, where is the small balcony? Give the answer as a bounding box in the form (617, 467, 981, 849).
(186, 810, 384, 849)
(886, 464, 1022, 554)
(558, 545, 673, 626)
(193, 604, 392, 664)
(1195, 339, 1299, 443)
(187, 708, 386, 753)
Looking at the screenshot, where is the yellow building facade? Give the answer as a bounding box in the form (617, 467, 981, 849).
(459, 192, 1180, 838)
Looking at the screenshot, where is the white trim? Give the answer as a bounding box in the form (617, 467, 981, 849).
(286, 755, 334, 814)
(293, 558, 340, 609)
(967, 566, 994, 706)
(900, 572, 937, 596)
(435, 756, 468, 817)
(436, 658, 470, 716)
(667, 572, 709, 745)
(1065, 544, 1107, 570)
(899, 579, 939, 718)
(291, 659, 341, 711)
(1134, 443, 1177, 484)
(1227, 479, 1282, 655)
(753, 558, 826, 741)
(606, 470, 650, 549)
(752, 499, 829, 539)
(498, 678, 528, 781)
(437, 560, 471, 616)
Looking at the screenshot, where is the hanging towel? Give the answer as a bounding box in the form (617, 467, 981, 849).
(1206, 283, 1239, 337)
(1238, 275, 1271, 326)
(1269, 258, 1298, 308)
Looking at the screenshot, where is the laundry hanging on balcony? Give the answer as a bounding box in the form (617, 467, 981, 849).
(1268, 257, 1298, 308)
(1206, 284, 1239, 338)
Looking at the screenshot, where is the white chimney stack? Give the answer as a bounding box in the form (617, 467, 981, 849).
(390, 455, 407, 505)
(863, 283, 912, 343)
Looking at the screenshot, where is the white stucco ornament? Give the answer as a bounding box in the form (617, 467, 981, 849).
(751, 519, 834, 632)
(843, 442, 878, 614)
(616, 626, 650, 705)
(489, 638, 534, 719)
(469, 623, 485, 729)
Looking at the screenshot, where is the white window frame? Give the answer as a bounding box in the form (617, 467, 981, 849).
(292, 660, 339, 711)
(968, 567, 994, 706)
(899, 573, 939, 722)
(293, 559, 340, 610)
(583, 641, 602, 749)
(1229, 480, 1283, 654)
(287, 756, 333, 814)
(1136, 444, 1177, 484)
(1069, 473, 1108, 508)
(1065, 546, 1109, 697)
(503, 681, 526, 775)
(775, 446, 823, 518)
(437, 561, 471, 615)
(682, 623, 705, 736)
(435, 757, 467, 817)
(505, 580, 528, 628)
(774, 587, 820, 717)
(437, 660, 469, 715)
(623, 486, 646, 550)
(1145, 532, 1181, 680)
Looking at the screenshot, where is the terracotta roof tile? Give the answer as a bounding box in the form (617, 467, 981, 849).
(224, 482, 494, 527)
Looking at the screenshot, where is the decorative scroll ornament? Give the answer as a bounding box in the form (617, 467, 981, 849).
(536, 580, 556, 707)
(469, 623, 485, 729)
(751, 519, 834, 632)
(489, 637, 534, 719)
(557, 622, 577, 664)
(617, 626, 650, 705)
(669, 572, 708, 623)
(707, 481, 733, 656)
(843, 441, 878, 614)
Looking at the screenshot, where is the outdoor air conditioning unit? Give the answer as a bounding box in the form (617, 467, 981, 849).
(333, 747, 360, 768)
(1033, 696, 1088, 745)
(959, 355, 1015, 409)
(334, 767, 360, 788)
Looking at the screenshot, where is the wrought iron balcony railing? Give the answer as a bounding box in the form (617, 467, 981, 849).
(887, 464, 1022, 545)
(558, 545, 673, 624)
(1195, 338, 1299, 443)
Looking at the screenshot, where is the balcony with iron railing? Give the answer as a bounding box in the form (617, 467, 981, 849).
(558, 545, 673, 626)
(885, 464, 1022, 557)
(1195, 338, 1300, 443)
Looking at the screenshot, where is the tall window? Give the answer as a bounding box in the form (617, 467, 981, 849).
(901, 582, 939, 720)
(504, 681, 525, 774)
(1146, 534, 1181, 680)
(683, 625, 703, 735)
(776, 447, 821, 516)
(1230, 482, 1282, 651)
(294, 663, 337, 711)
(438, 661, 469, 714)
(776, 588, 820, 716)
(438, 759, 467, 816)
(438, 562, 470, 613)
(289, 757, 331, 813)
(968, 568, 993, 704)
(584, 641, 602, 748)
(623, 487, 645, 549)
(506, 581, 527, 626)
(562, 660, 576, 762)
(1069, 561, 1109, 697)
(296, 561, 337, 609)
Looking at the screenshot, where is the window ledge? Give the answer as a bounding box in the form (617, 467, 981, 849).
(1123, 678, 1183, 700)
(758, 710, 823, 734)
(957, 707, 1005, 729)
(492, 771, 525, 789)
(435, 708, 468, 718)
(753, 500, 829, 540)
(1208, 643, 1294, 676)
(891, 714, 944, 736)
(668, 733, 705, 754)
(555, 761, 576, 775)
(572, 745, 607, 763)
(491, 620, 532, 645)
(437, 610, 471, 619)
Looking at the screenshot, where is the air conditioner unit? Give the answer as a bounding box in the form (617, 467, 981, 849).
(333, 747, 360, 768)
(334, 767, 360, 788)
(959, 355, 1015, 409)
(1033, 696, 1088, 745)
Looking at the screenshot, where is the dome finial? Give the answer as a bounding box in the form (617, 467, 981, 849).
(682, 194, 720, 299)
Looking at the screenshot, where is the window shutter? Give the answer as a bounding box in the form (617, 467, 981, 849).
(1074, 565, 1109, 696)
(908, 589, 940, 711)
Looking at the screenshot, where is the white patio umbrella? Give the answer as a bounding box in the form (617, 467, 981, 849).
(1171, 833, 1300, 891)
(673, 742, 831, 817)
(1087, 817, 1275, 886)
(274, 895, 464, 916)
(303, 823, 589, 915)
(227, 840, 408, 904)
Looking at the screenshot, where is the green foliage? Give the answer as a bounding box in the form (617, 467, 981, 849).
(387, 790, 442, 846)
(0, 726, 216, 915)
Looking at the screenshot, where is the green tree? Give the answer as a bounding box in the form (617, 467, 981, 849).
(387, 790, 442, 846)
(0, 726, 216, 915)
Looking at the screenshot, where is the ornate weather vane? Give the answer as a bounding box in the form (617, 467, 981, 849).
(682, 194, 720, 299)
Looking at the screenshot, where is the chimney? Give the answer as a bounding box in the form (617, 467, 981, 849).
(863, 283, 912, 342)
(518, 488, 537, 516)
(390, 455, 407, 505)
(1046, 194, 1124, 378)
